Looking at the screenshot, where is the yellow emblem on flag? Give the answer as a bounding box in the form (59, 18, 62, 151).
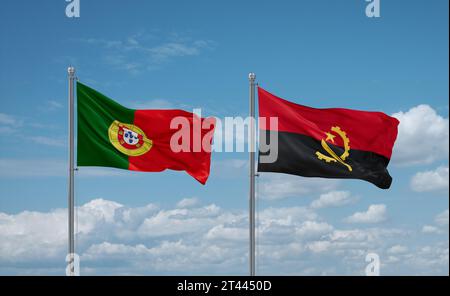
(316, 126, 352, 172)
(108, 120, 152, 157)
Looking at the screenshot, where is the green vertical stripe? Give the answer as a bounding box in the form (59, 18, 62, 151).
(77, 82, 135, 169)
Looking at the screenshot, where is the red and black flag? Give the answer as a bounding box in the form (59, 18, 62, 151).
(257, 88, 399, 189)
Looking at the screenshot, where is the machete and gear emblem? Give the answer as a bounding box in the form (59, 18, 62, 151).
(315, 126, 352, 172)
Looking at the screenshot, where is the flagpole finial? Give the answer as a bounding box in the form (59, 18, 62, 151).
(248, 72, 256, 81)
(68, 66, 75, 76)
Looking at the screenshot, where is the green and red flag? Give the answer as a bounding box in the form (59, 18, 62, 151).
(77, 82, 216, 184)
(257, 88, 399, 189)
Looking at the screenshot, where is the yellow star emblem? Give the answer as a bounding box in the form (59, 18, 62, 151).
(325, 132, 336, 143)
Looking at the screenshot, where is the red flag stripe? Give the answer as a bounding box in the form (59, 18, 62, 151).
(258, 87, 399, 159)
(130, 109, 215, 185)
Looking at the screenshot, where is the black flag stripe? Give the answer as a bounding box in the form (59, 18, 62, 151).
(258, 130, 393, 189)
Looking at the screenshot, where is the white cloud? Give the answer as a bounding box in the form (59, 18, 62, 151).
(310, 191, 357, 209)
(176, 197, 200, 209)
(435, 209, 449, 226)
(0, 113, 19, 126)
(387, 245, 408, 254)
(0, 199, 123, 263)
(136, 204, 224, 238)
(47, 100, 63, 109)
(0, 114, 65, 147)
(28, 122, 59, 130)
(258, 206, 318, 226)
(0, 126, 16, 134)
(411, 166, 449, 192)
(329, 229, 369, 242)
(420, 209, 449, 235)
(405, 243, 449, 275)
(80, 33, 214, 74)
(259, 174, 339, 200)
(0, 199, 246, 275)
(149, 40, 210, 62)
(392, 105, 449, 166)
(0, 199, 447, 275)
(0, 113, 22, 134)
(422, 225, 443, 234)
(0, 114, 57, 134)
(40, 100, 63, 112)
(30, 136, 66, 148)
(345, 204, 387, 224)
(295, 221, 333, 239)
(306, 241, 332, 253)
(205, 225, 247, 242)
(81, 199, 123, 223)
(0, 158, 66, 177)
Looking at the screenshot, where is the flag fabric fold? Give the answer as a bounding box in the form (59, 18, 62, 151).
(77, 82, 215, 185)
(257, 87, 399, 189)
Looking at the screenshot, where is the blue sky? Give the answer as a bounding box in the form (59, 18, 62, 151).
(0, 0, 448, 275)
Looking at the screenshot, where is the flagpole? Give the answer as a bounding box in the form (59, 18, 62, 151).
(67, 66, 76, 276)
(248, 72, 256, 276)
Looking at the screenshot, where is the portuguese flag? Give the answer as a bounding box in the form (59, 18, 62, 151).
(77, 82, 215, 184)
(257, 88, 399, 189)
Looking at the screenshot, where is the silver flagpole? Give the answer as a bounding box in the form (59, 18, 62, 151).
(248, 72, 256, 276)
(67, 66, 75, 276)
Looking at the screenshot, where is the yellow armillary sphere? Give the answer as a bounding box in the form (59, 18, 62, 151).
(108, 120, 153, 157)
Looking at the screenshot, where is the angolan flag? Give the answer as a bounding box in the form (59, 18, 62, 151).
(77, 82, 216, 184)
(257, 88, 399, 189)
